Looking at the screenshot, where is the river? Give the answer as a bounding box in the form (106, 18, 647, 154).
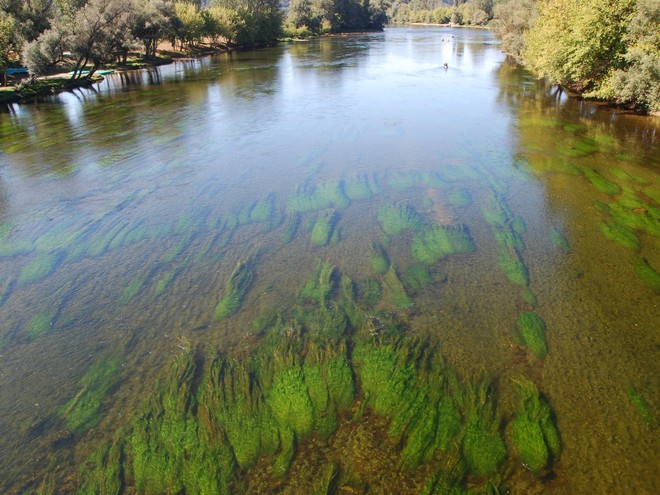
(0, 26, 658, 494)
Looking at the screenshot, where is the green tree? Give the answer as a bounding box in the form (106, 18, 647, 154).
(174, 1, 204, 47)
(523, 0, 635, 92)
(131, 0, 176, 58)
(0, 11, 18, 85)
(68, 0, 135, 78)
(491, 0, 538, 62)
(609, 0, 660, 112)
(21, 25, 69, 75)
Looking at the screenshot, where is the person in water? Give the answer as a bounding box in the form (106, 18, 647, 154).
(443, 62, 448, 69)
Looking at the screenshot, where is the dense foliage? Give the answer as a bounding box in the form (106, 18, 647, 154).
(388, 0, 494, 26)
(285, 0, 388, 36)
(493, 0, 660, 113)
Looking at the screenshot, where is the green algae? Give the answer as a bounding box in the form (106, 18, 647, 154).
(0, 238, 34, 257)
(359, 278, 382, 307)
(19, 252, 61, 285)
(521, 288, 538, 307)
(497, 253, 529, 286)
(120, 275, 146, 303)
(403, 264, 431, 292)
(311, 210, 336, 247)
(461, 382, 506, 477)
(609, 168, 649, 184)
(282, 212, 301, 244)
(369, 241, 389, 275)
(61, 356, 121, 434)
(517, 155, 582, 176)
(583, 168, 621, 195)
(381, 266, 413, 309)
(411, 224, 476, 265)
(598, 221, 640, 249)
(129, 349, 236, 494)
(343, 174, 379, 200)
(447, 189, 472, 207)
(300, 260, 336, 306)
(250, 197, 275, 223)
(377, 202, 424, 236)
(162, 238, 189, 262)
(550, 228, 570, 251)
(77, 441, 123, 495)
(354, 333, 506, 482)
(558, 137, 598, 157)
(601, 200, 660, 239)
(153, 271, 176, 298)
(627, 386, 654, 426)
(33, 220, 89, 253)
(214, 256, 256, 321)
(516, 312, 548, 358)
(633, 258, 660, 292)
(287, 180, 350, 213)
(25, 312, 55, 339)
(511, 378, 561, 473)
(386, 170, 445, 190)
(483, 194, 530, 286)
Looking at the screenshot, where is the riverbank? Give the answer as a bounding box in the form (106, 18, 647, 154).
(0, 43, 233, 106)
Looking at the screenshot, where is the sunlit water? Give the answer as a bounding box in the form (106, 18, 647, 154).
(0, 27, 658, 494)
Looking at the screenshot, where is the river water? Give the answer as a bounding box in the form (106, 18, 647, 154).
(0, 27, 658, 494)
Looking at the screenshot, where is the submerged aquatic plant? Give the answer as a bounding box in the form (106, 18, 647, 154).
(626, 386, 654, 426)
(516, 312, 548, 359)
(632, 257, 660, 292)
(598, 221, 640, 249)
(300, 260, 336, 306)
(214, 256, 256, 321)
(550, 228, 570, 251)
(343, 174, 379, 201)
(510, 378, 561, 473)
(377, 202, 425, 236)
(483, 194, 530, 286)
(310, 210, 336, 247)
(19, 252, 61, 285)
(369, 241, 390, 275)
(61, 356, 121, 434)
(25, 312, 55, 339)
(381, 266, 413, 309)
(411, 224, 476, 265)
(287, 180, 350, 213)
(582, 168, 621, 196)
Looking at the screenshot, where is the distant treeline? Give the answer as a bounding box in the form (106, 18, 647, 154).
(491, 0, 659, 113)
(388, 0, 494, 26)
(0, 0, 390, 82)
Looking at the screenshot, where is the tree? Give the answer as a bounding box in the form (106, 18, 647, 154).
(0, 11, 18, 85)
(523, 0, 635, 91)
(491, 0, 537, 62)
(132, 0, 176, 58)
(173, 1, 204, 48)
(609, 0, 660, 112)
(21, 25, 69, 76)
(68, 0, 135, 78)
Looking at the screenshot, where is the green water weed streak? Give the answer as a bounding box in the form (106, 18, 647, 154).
(68, 258, 534, 493)
(510, 378, 561, 473)
(214, 256, 256, 321)
(411, 224, 476, 265)
(516, 312, 548, 359)
(482, 193, 529, 286)
(61, 357, 122, 434)
(377, 202, 424, 237)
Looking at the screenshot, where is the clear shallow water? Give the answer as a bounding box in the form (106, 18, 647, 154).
(0, 27, 658, 494)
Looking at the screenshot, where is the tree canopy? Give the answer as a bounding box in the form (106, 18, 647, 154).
(493, 0, 659, 113)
